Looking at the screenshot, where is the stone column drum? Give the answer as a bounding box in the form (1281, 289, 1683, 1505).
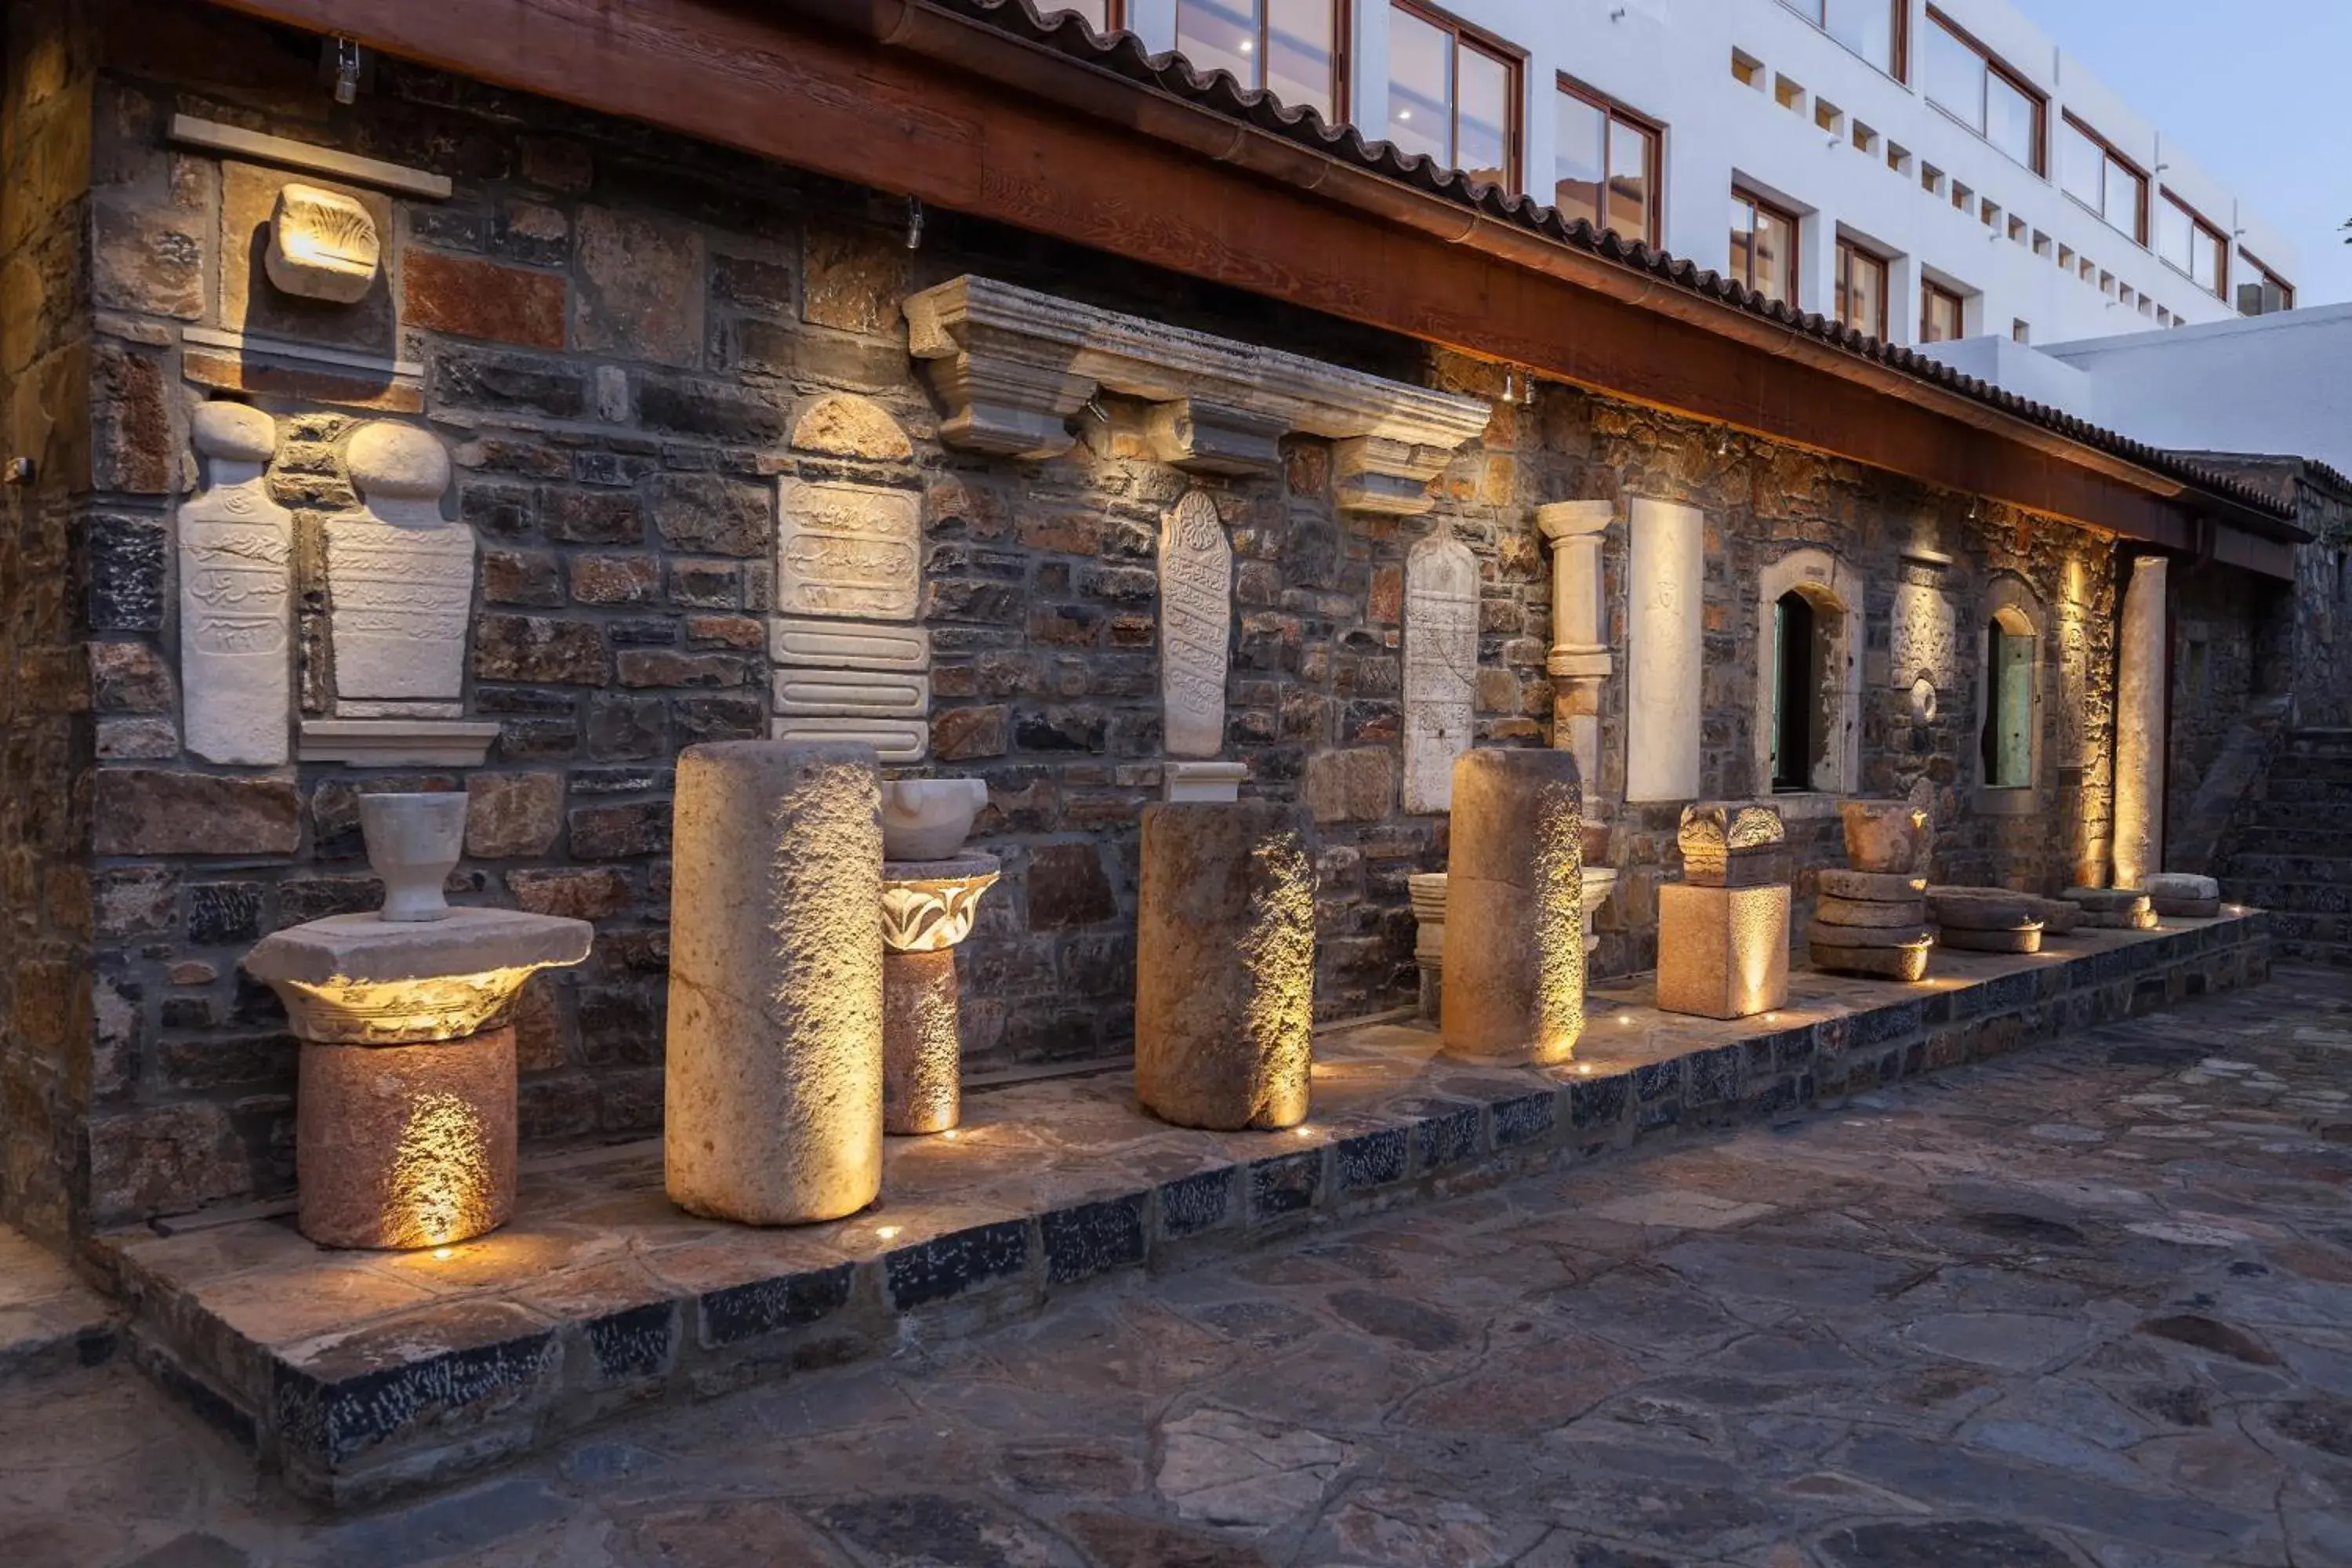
(880, 854, 1000, 1134)
(2113, 554, 2169, 890)
(1441, 750, 1585, 1065)
(666, 742, 885, 1225)
(1135, 801, 1316, 1131)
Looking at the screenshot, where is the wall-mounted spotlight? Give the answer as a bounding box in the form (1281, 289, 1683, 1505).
(906, 196, 926, 251)
(328, 37, 363, 104)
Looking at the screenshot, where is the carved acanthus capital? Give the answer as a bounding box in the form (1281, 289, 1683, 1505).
(881, 853, 1002, 953)
(1535, 499, 1613, 543)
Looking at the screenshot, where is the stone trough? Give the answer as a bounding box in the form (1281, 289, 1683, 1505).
(96, 911, 2269, 1508)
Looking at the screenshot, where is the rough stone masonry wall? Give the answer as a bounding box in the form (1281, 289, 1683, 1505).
(55, 0, 2244, 1227)
(0, 0, 100, 1244)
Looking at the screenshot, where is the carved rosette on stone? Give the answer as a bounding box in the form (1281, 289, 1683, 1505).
(880, 853, 1000, 1135)
(1402, 526, 1478, 815)
(305, 421, 497, 765)
(179, 402, 293, 765)
(1658, 802, 1791, 1021)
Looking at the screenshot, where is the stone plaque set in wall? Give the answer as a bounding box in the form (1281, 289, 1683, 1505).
(1402, 528, 1479, 815)
(1158, 489, 1244, 802)
(770, 476, 930, 763)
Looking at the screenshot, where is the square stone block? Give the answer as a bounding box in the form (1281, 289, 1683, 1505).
(1657, 883, 1791, 1022)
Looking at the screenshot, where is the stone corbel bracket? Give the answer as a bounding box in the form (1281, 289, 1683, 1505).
(905, 275, 1491, 516)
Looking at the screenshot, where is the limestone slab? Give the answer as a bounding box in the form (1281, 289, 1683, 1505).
(1626, 499, 1703, 803)
(1442, 750, 1584, 1064)
(2114, 556, 2169, 888)
(771, 666, 929, 719)
(296, 1028, 516, 1250)
(770, 616, 930, 673)
(666, 742, 884, 1225)
(179, 402, 292, 766)
(775, 479, 920, 622)
(1166, 760, 1247, 803)
(1135, 801, 1315, 1131)
(1656, 883, 1790, 1021)
(1402, 528, 1479, 815)
(169, 114, 455, 198)
(1158, 489, 1232, 760)
(243, 909, 594, 1044)
(296, 719, 499, 767)
(1817, 895, 1933, 929)
(326, 423, 469, 706)
(769, 716, 926, 763)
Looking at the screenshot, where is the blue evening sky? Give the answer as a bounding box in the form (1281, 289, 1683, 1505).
(2024, 0, 2351, 304)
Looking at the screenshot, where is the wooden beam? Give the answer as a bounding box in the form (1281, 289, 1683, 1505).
(197, 0, 2253, 557)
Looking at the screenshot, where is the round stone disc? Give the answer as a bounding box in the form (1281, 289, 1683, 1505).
(1818, 869, 1929, 902)
(1939, 925, 2044, 953)
(1804, 920, 1933, 949)
(1817, 895, 1932, 928)
(1929, 895, 2034, 931)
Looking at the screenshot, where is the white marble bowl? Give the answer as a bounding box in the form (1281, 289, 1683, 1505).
(880, 778, 990, 861)
(359, 792, 468, 922)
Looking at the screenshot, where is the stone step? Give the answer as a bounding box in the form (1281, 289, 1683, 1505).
(101, 915, 2270, 1511)
(0, 1224, 119, 1385)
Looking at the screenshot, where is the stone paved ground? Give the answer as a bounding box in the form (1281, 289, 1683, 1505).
(13, 964, 2352, 1567)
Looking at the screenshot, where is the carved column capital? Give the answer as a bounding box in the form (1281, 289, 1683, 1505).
(881, 853, 1002, 953)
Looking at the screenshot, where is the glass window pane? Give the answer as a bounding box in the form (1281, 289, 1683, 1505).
(1923, 16, 1983, 131)
(2156, 198, 2191, 270)
(1387, 7, 1452, 165)
(1922, 287, 1962, 343)
(2060, 122, 2102, 209)
(1755, 207, 1796, 304)
(1457, 44, 1513, 188)
(1177, 0, 1260, 88)
(1985, 72, 2036, 166)
(2103, 158, 2140, 234)
(1553, 91, 1607, 228)
(1730, 194, 1756, 288)
(1824, 0, 1894, 72)
(1846, 249, 1885, 335)
(1265, 0, 1336, 118)
(1606, 116, 1653, 240)
(2194, 228, 2221, 292)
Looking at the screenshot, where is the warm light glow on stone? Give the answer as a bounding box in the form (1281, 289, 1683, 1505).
(875, 1225, 902, 1240)
(1657, 884, 1791, 1021)
(1440, 750, 1585, 1066)
(295, 1027, 518, 1250)
(389, 1091, 496, 1250)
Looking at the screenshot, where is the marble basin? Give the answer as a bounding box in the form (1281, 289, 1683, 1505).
(881, 778, 990, 860)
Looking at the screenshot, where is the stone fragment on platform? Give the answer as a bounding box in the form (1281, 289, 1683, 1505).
(296, 1027, 516, 1249)
(1441, 750, 1584, 1063)
(1806, 920, 1934, 949)
(666, 742, 884, 1225)
(880, 852, 1000, 1135)
(1839, 800, 1931, 875)
(1136, 801, 1315, 1130)
(1927, 887, 2045, 953)
(2146, 873, 2223, 919)
(1807, 938, 1933, 982)
(1409, 871, 1447, 1021)
(266, 181, 382, 303)
(243, 906, 593, 1043)
(1657, 883, 1790, 1020)
(1817, 869, 1928, 902)
(1940, 926, 2044, 953)
(2063, 886, 2159, 930)
(1677, 801, 1786, 888)
(1817, 895, 1937, 928)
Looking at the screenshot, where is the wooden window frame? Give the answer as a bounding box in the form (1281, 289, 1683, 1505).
(1923, 7, 2045, 174)
(1834, 237, 1889, 339)
(1174, 0, 1352, 122)
(2156, 189, 2228, 299)
(1390, 0, 1526, 193)
(1920, 278, 1965, 344)
(1777, 0, 1908, 82)
(1555, 74, 1661, 246)
(2060, 114, 2149, 245)
(1730, 184, 1801, 305)
(2239, 249, 2295, 315)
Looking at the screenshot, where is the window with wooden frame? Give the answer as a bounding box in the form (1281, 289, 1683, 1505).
(1922, 8, 2043, 172)
(1730, 187, 1800, 306)
(1386, 2, 1522, 192)
(2238, 252, 2294, 317)
(1553, 78, 1660, 244)
(2059, 116, 2147, 244)
(1778, 0, 1906, 79)
(1834, 238, 1888, 339)
(2155, 192, 2227, 297)
(1044, 0, 1123, 31)
(1920, 279, 1965, 343)
(1176, 0, 1347, 122)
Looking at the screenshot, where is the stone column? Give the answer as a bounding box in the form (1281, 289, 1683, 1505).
(879, 853, 1000, 1135)
(1136, 801, 1315, 1131)
(1441, 750, 1584, 1065)
(1625, 498, 1704, 803)
(666, 742, 884, 1225)
(1536, 502, 1613, 806)
(2113, 554, 2169, 889)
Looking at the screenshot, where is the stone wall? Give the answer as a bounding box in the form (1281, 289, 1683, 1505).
(39, 1, 2275, 1227)
(0, 0, 100, 1244)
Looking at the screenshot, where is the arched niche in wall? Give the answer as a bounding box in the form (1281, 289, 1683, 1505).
(1976, 574, 2048, 816)
(1752, 547, 1863, 800)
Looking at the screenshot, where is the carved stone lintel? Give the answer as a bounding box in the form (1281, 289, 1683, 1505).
(880, 854, 1001, 953)
(905, 275, 1490, 516)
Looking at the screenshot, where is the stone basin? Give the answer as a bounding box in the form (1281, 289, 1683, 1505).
(243, 907, 595, 1044)
(1410, 866, 1618, 958)
(880, 777, 989, 859)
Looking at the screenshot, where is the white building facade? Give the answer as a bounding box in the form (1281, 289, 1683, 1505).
(1055, 0, 2300, 348)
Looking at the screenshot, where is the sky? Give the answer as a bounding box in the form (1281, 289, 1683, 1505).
(2023, 0, 2352, 305)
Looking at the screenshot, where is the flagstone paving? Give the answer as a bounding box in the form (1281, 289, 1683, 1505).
(11, 964, 2352, 1565)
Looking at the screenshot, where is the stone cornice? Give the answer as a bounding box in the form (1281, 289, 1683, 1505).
(904, 274, 1490, 514)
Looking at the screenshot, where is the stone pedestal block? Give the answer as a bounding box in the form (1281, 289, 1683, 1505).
(1656, 883, 1790, 1021)
(1135, 801, 1315, 1131)
(296, 1028, 517, 1250)
(883, 948, 960, 1136)
(1441, 750, 1584, 1064)
(666, 742, 884, 1225)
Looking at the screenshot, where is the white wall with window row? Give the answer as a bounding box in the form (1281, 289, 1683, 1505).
(1044, 0, 2296, 347)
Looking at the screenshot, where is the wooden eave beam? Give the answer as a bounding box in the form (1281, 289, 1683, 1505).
(194, 0, 2289, 568)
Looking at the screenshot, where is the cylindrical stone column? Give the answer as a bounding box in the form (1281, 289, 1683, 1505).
(1537, 503, 1613, 796)
(879, 852, 1000, 1136)
(666, 742, 884, 1225)
(297, 1028, 517, 1250)
(2113, 554, 2169, 889)
(1442, 749, 1585, 1065)
(1136, 801, 1316, 1131)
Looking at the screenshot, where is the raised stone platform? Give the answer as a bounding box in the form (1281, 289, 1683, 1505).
(96, 912, 2269, 1507)
(0, 1222, 117, 1382)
